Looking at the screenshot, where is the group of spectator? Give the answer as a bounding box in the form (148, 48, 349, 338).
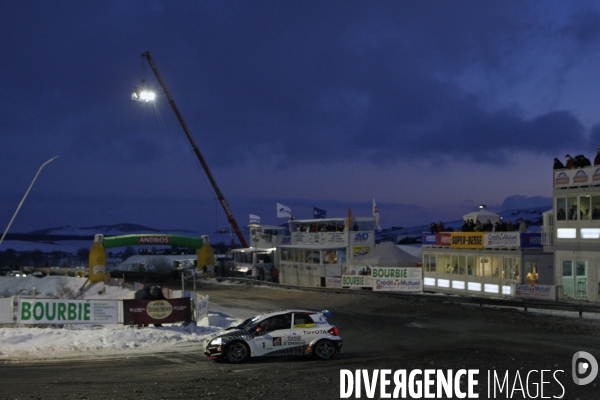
(429, 218, 528, 234)
(554, 150, 600, 170)
(460, 218, 527, 233)
(429, 222, 454, 233)
(134, 283, 167, 327)
(295, 222, 346, 233)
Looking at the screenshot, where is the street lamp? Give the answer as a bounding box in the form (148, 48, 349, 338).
(0, 156, 58, 248)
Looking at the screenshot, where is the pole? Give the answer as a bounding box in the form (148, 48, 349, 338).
(0, 156, 58, 248)
(140, 51, 248, 248)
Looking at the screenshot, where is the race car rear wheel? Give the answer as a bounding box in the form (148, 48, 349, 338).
(226, 341, 249, 363)
(314, 339, 336, 360)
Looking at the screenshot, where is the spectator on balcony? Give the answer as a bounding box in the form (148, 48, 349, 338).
(483, 220, 493, 232)
(595, 149, 600, 166)
(518, 218, 527, 233)
(429, 222, 438, 234)
(565, 155, 574, 169)
(574, 154, 591, 168)
(553, 158, 564, 169)
(557, 208, 566, 221)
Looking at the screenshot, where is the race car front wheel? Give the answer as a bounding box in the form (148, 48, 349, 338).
(314, 339, 336, 360)
(226, 341, 249, 363)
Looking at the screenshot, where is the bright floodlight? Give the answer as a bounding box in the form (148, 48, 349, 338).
(131, 87, 156, 102)
(140, 90, 156, 102)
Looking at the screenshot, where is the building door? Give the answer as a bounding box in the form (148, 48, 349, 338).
(562, 260, 588, 299)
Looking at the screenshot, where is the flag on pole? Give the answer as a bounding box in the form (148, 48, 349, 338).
(276, 203, 293, 219)
(347, 206, 353, 228)
(313, 207, 326, 219)
(373, 198, 381, 230)
(249, 214, 261, 224)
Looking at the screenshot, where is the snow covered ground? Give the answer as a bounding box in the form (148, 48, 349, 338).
(0, 276, 243, 360)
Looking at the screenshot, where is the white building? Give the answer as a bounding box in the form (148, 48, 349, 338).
(548, 164, 600, 301)
(422, 210, 552, 298)
(230, 224, 289, 277)
(278, 216, 377, 287)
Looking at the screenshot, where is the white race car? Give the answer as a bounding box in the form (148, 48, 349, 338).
(204, 309, 342, 363)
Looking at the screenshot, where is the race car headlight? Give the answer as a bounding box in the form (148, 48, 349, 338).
(210, 338, 222, 346)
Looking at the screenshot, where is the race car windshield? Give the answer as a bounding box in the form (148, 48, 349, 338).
(235, 316, 260, 330)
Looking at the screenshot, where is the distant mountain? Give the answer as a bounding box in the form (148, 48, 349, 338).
(27, 223, 199, 237)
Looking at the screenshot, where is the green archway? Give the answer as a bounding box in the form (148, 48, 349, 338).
(88, 234, 213, 283)
(102, 234, 203, 249)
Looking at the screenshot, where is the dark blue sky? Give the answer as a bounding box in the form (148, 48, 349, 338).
(1, 1, 599, 238)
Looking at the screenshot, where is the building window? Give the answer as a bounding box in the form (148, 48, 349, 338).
(491, 257, 502, 279)
(466, 256, 475, 275)
(556, 197, 566, 221)
(557, 228, 576, 239)
(567, 196, 578, 221)
(562, 260, 588, 299)
(503, 257, 519, 280)
(581, 196, 591, 220)
(581, 228, 600, 239)
(323, 250, 338, 264)
(593, 196, 600, 220)
(424, 253, 437, 273)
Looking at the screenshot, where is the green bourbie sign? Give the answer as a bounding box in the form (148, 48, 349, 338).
(342, 275, 372, 287)
(18, 299, 119, 324)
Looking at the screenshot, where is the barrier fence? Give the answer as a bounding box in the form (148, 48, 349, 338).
(221, 277, 600, 318)
(1, 293, 209, 326)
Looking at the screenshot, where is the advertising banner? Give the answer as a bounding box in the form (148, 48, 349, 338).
(18, 299, 118, 324)
(422, 234, 437, 245)
(0, 297, 13, 324)
(371, 267, 423, 292)
(352, 245, 371, 256)
(342, 275, 373, 287)
(123, 298, 192, 325)
(485, 232, 520, 248)
(196, 294, 209, 320)
(325, 276, 342, 288)
(436, 233, 451, 246)
(514, 284, 555, 301)
(554, 166, 600, 188)
(450, 232, 484, 249)
(520, 233, 543, 248)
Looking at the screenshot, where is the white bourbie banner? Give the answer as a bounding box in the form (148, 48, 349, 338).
(371, 267, 423, 292)
(325, 276, 343, 288)
(18, 299, 118, 324)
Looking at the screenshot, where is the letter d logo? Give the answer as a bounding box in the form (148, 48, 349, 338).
(572, 351, 598, 385)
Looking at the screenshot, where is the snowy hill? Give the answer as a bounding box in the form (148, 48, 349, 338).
(28, 223, 199, 237)
(2, 205, 553, 254)
(376, 206, 551, 243)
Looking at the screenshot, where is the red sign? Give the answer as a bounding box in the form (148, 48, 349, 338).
(435, 233, 451, 246)
(123, 298, 192, 325)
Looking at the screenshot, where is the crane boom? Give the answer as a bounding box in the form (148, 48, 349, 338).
(141, 51, 248, 248)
